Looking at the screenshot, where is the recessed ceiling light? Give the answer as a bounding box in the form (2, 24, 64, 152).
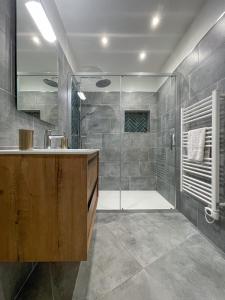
(139, 51, 147, 61)
(77, 91, 86, 101)
(25, 1, 56, 43)
(151, 15, 160, 29)
(101, 36, 109, 47)
(32, 36, 41, 45)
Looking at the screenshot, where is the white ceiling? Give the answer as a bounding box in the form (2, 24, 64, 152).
(55, 0, 206, 73)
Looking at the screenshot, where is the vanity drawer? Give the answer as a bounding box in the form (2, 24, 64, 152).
(87, 154, 98, 202)
(0, 151, 99, 262)
(87, 183, 98, 247)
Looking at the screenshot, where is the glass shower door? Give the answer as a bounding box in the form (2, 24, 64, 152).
(70, 78, 81, 149)
(71, 73, 177, 211)
(120, 75, 176, 210)
(72, 75, 122, 210)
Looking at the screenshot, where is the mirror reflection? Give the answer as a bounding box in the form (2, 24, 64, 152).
(16, 0, 58, 125)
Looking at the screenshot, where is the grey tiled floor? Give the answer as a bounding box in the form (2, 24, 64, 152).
(73, 212, 225, 300)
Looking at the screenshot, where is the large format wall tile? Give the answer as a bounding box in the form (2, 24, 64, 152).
(177, 49, 199, 77)
(81, 92, 158, 191)
(100, 162, 120, 177)
(170, 15, 225, 253)
(121, 148, 149, 162)
(157, 15, 225, 253)
(189, 46, 225, 98)
(129, 177, 156, 190)
(121, 92, 157, 108)
(198, 16, 225, 64)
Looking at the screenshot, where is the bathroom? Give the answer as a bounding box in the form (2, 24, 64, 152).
(0, 0, 225, 299)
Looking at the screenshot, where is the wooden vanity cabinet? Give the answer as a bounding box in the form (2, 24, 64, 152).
(0, 151, 99, 262)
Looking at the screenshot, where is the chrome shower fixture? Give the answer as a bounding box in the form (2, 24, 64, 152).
(96, 79, 111, 88)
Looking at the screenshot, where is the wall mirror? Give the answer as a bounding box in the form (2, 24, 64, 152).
(16, 0, 59, 125)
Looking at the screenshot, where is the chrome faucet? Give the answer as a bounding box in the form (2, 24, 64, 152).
(44, 130, 67, 149)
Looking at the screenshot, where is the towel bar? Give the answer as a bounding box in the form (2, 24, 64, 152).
(180, 90, 222, 222)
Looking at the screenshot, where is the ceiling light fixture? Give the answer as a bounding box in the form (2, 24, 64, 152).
(32, 36, 41, 45)
(77, 91, 86, 101)
(101, 36, 109, 47)
(25, 1, 56, 43)
(139, 51, 147, 61)
(151, 15, 160, 29)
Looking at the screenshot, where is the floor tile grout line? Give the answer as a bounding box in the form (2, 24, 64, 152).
(49, 264, 55, 300)
(104, 213, 199, 269)
(142, 232, 199, 270)
(102, 222, 144, 269)
(75, 212, 225, 300)
(79, 223, 143, 300)
(192, 226, 225, 259)
(111, 225, 197, 269)
(100, 212, 225, 263)
(13, 263, 38, 300)
(179, 212, 225, 258)
(96, 268, 144, 300)
(103, 217, 172, 269)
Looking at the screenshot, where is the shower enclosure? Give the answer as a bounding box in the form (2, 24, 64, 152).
(70, 73, 177, 210)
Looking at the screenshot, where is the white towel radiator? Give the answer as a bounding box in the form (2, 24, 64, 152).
(180, 90, 224, 222)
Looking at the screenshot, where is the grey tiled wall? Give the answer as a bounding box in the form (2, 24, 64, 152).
(121, 92, 158, 190)
(17, 91, 58, 125)
(160, 15, 225, 252)
(81, 91, 158, 190)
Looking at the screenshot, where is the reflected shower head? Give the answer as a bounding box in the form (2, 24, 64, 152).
(96, 79, 111, 88)
(43, 78, 58, 88)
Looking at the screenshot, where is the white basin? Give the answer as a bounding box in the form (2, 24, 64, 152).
(0, 149, 99, 155)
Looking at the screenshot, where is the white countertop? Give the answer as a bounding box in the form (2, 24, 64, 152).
(0, 149, 99, 155)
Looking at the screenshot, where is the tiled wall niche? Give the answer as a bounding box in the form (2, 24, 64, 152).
(124, 110, 150, 133)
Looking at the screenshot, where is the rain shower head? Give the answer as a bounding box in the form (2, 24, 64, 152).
(96, 79, 111, 88)
(43, 78, 58, 88)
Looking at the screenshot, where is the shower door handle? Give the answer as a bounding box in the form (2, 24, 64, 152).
(170, 132, 175, 150)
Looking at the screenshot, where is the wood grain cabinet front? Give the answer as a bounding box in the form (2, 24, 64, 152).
(0, 151, 99, 262)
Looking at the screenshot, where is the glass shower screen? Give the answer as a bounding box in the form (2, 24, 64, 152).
(71, 74, 176, 210)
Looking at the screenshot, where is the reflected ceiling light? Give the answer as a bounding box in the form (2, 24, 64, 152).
(77, 91, 86, 101)
(32, 36, 41, 45)
(151, 15, 160, 29)
(101, 36, 109, 47)
(139, 51, 147, 61)
(25, 1, 56, 43)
